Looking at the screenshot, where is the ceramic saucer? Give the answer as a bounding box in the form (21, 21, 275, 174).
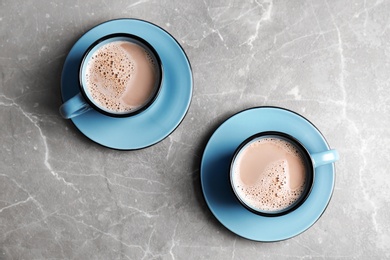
(61, 19, 193, 150)
(200, 107, 336, 241)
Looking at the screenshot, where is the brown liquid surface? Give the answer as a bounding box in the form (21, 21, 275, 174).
(232, 137, 307, 212)
(85, 41, 158, 113)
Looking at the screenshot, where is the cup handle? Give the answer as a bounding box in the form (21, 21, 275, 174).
(59, 93, 92, 119)
(311, 149, 339, 168)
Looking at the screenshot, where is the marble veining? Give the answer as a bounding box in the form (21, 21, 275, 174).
(1, 0, 390, 259)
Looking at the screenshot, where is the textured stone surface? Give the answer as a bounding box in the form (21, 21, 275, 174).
(1, 0, 389, 259)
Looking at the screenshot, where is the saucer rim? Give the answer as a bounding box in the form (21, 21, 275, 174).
(60, 18, 193, 151)
(199, 106, 336, 242)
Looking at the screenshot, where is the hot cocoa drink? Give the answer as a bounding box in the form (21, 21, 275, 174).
(231, 135, 309, 214)
(84, 39, 160, 114)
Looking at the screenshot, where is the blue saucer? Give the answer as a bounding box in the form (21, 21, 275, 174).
(200, 107, 336, 241)
(61, 19, 193, 150)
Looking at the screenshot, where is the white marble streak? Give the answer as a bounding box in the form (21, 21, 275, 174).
(0, 173, 46, 216)
(325, 0, 380, 241)
(240, 0, 273, 49)
(0, 94, 79, 193)
(0, 197, 33, 214)
(169, 223, 179, 260)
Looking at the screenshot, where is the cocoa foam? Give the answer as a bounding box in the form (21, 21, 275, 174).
(232, 137, 307, 212)
(85, 40, 158, 113)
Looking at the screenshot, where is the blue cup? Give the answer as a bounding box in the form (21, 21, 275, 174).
(230, 131, 339, 217)
(59, 33, 163, 119)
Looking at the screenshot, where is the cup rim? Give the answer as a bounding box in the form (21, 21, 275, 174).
(78, 33, 163, 118)
(229, 131, 315, 217)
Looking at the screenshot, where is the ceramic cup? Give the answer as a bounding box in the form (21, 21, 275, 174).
(59, 33, 162, 119)
(230, 131, 339, 217)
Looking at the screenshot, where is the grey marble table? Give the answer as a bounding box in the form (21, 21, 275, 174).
(1, 0, 389, 259)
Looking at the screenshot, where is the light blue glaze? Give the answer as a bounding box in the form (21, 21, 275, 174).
(59, 93, 92, 119)
(60, 19, 193, 150)
(200, 107, 337, 241)
(312, 149, 339, 167)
